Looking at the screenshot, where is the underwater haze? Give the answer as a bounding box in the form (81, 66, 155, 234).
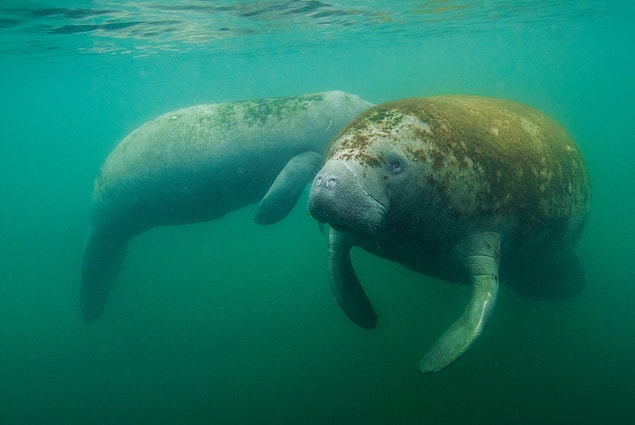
(1, 1, 634, 424)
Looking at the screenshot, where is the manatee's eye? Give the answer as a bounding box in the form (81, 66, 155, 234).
(390, 160, 403, 175)
(384, 152, 406, 176)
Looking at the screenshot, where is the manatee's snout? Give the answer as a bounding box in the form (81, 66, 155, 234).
(308, 170, 332, 206)
(308, 168, 341, 224)
(309, 160, 387, 233)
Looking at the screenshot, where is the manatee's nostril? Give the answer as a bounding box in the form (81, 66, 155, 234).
(315, 176, 323, 187)
(325, 177, 338, 189)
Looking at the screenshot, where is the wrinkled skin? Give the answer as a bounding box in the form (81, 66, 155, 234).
(81, 91, 373, 322)
(309, 95, 590, 373)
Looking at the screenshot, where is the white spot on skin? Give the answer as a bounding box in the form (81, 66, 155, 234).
(520, 117, 541, 139)
(490, 127, 499, 136)
(403, 115, 433, 135)
(419, 122, 432, 134)
(322, 119, 333, 134)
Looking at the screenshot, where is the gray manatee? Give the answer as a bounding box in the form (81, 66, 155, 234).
(81, 91, 373, 322)
(308, 95, 590, 373)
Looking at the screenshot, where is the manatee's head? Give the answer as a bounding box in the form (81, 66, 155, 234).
(308, 103, 426, 237)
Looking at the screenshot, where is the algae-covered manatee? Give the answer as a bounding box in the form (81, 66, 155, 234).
(308, 95, 590, 372)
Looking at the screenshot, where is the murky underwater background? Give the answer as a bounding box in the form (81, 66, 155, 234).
(1, 1, 634, 424)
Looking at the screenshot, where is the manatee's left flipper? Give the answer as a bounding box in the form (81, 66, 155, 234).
(80, 225, 129, 322)
(328, 228, 378, 329)
(420, 232, 501, 373)
(255, 151, 323, 224)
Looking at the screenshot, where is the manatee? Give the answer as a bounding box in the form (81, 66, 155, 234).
(81, 91, 373, 322)
(308, 95, 590, 373)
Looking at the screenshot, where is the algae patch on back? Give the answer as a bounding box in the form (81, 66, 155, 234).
(239, 93, 326, 126)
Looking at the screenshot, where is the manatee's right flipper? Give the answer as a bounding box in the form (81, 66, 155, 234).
(255, 151, 323, 225)
(80, 225, 129, 322)
(420, 232, 501, 373)
(327, 228, 377, 329)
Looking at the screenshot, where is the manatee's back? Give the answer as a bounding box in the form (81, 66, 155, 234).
(440, 96, 589, 254)
(90, 104, 251, 232)
(90, 92, 371, 233)
(389, 96, 590, 256)
(90, 102, 290, 233)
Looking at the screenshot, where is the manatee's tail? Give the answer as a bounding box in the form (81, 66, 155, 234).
(80, 225, 129, 322)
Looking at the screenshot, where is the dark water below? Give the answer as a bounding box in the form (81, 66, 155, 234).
(1, 1, 634, 424)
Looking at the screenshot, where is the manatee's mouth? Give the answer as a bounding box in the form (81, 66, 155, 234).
(330, 203, 387, 237)
(313, 196, 386, 232)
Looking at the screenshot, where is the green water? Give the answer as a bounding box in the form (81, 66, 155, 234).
(1, 1, 634, 424)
